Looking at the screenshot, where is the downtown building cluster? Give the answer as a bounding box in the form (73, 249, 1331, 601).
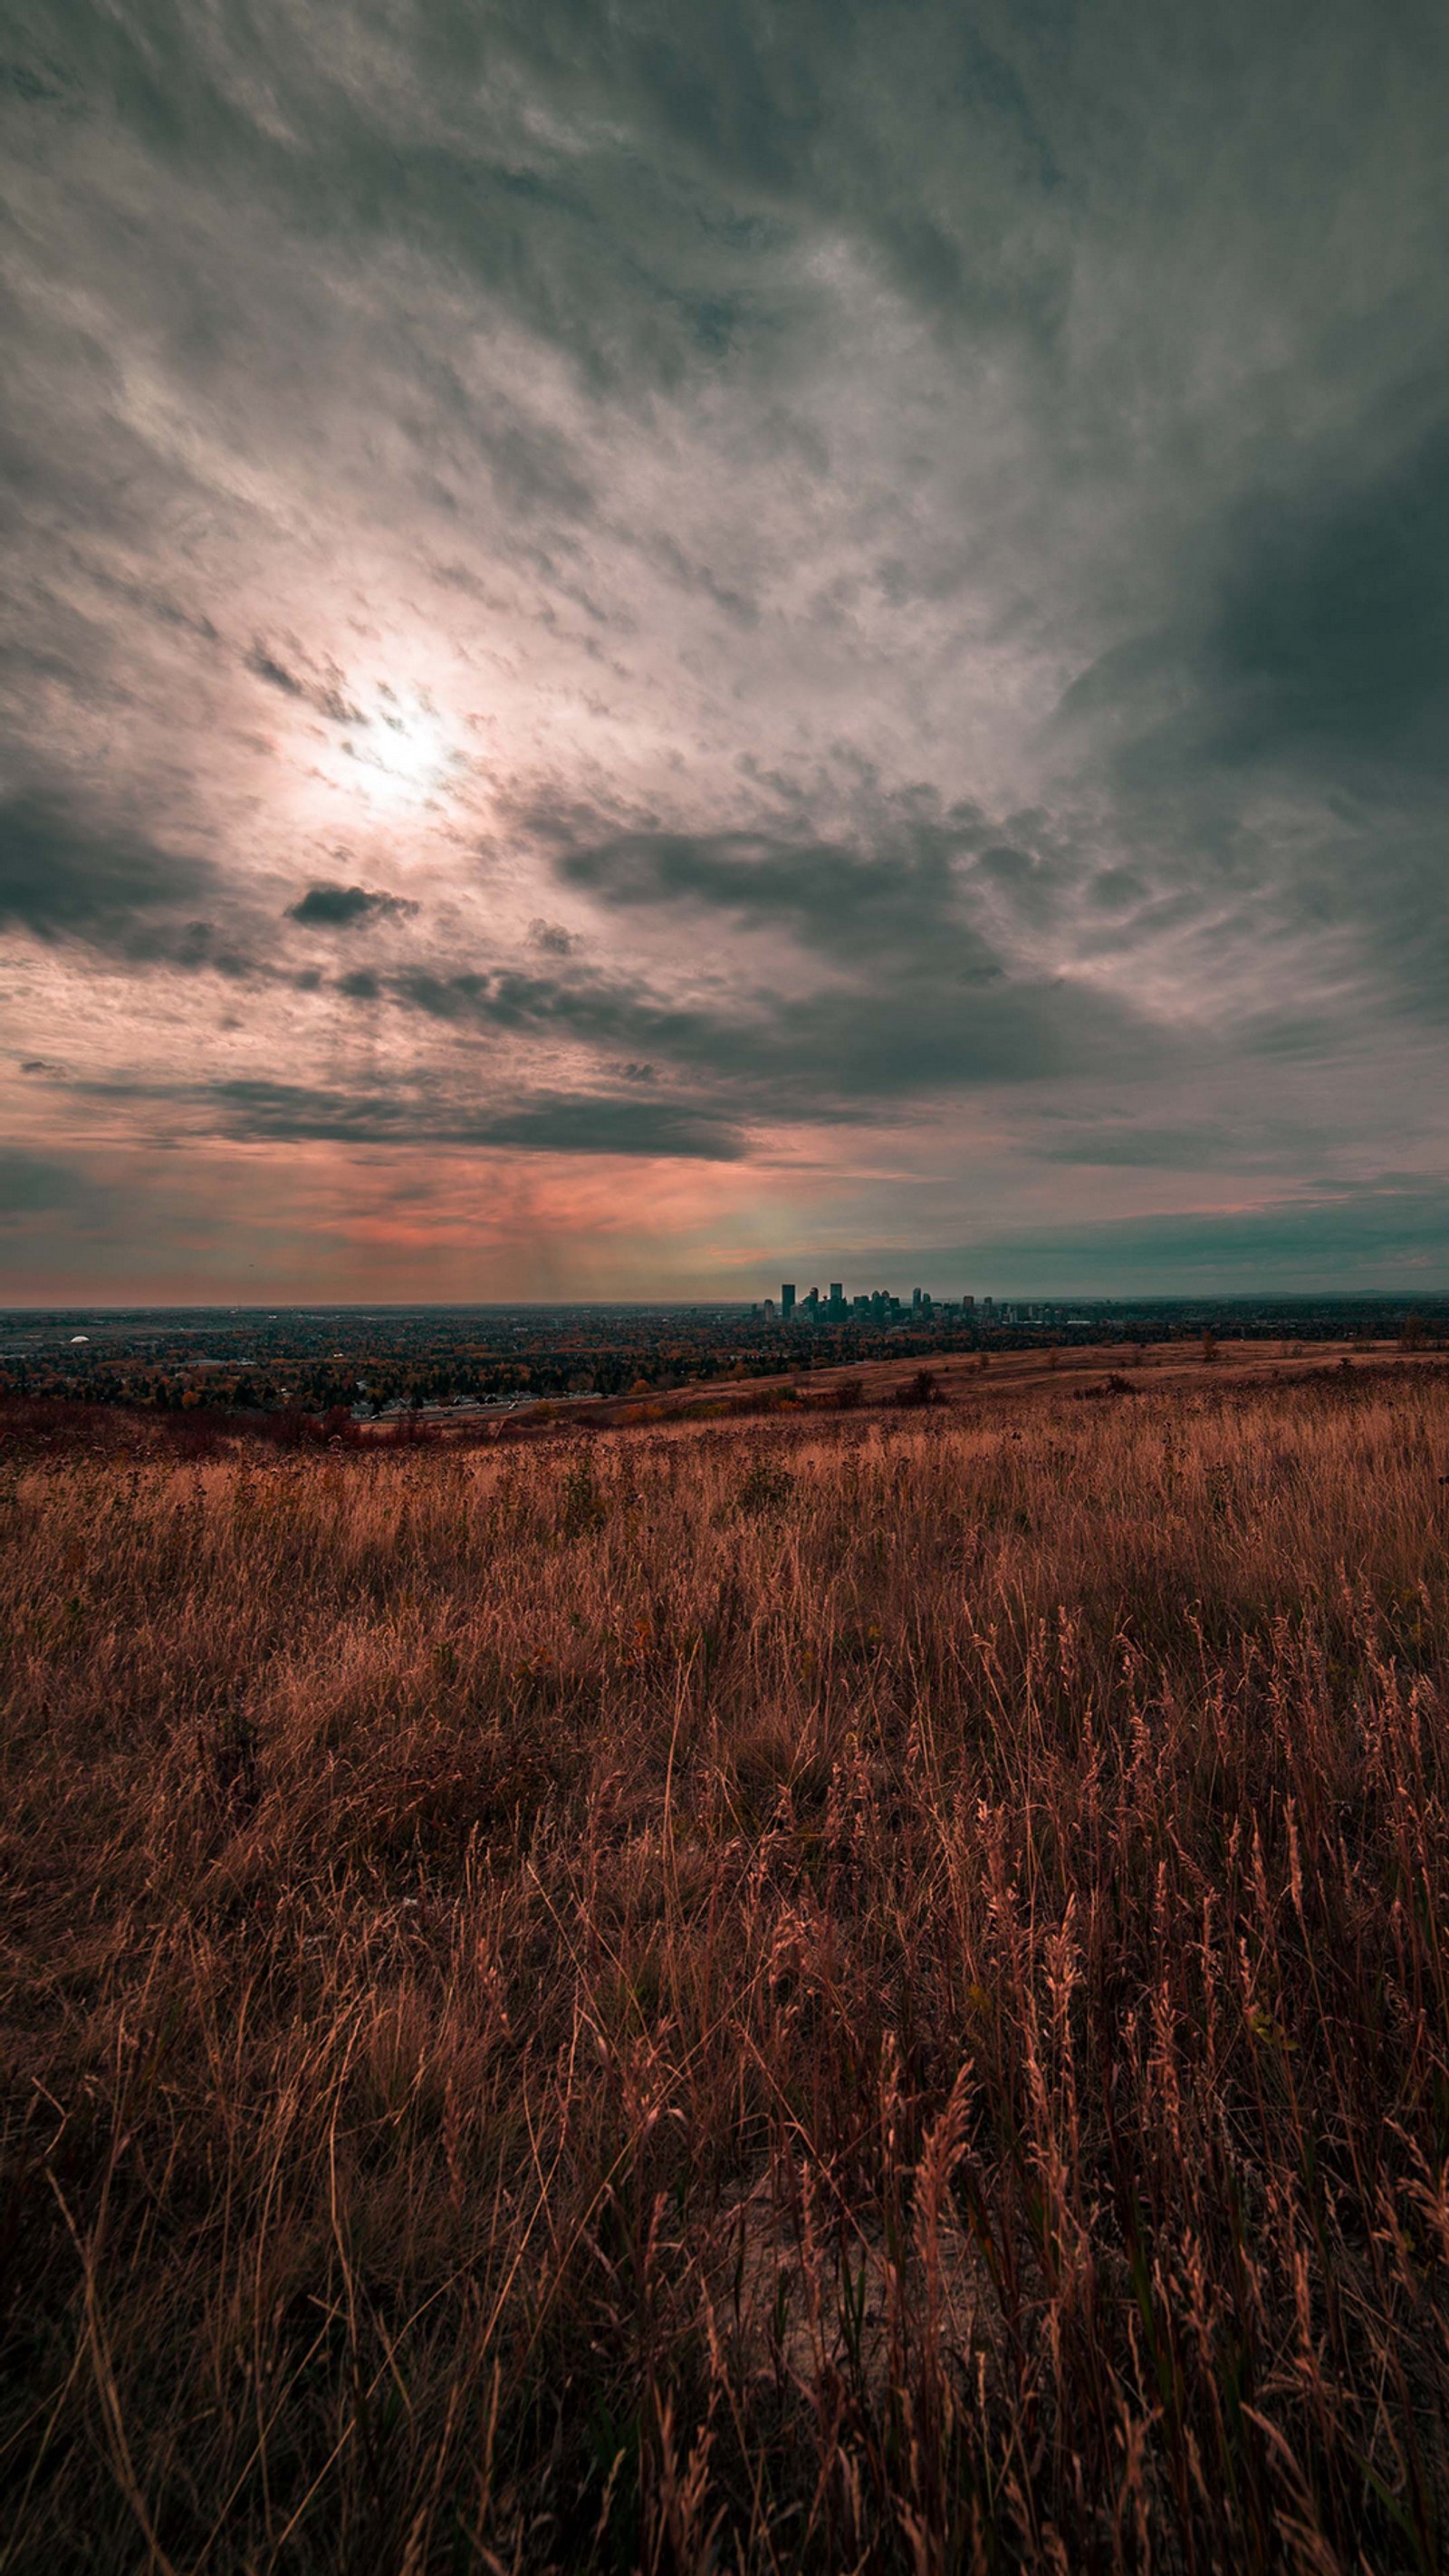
(758, 1283, 1051, 1325)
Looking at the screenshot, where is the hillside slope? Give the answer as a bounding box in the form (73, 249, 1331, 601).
(3, 1376, 1448, 2570)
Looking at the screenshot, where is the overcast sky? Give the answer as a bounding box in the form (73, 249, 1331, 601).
(3, 0, 1447, 1302)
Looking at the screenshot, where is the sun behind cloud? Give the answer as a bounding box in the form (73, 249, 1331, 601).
(340, 691, 459, 813)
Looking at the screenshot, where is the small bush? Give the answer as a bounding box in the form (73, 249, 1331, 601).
(736, 1455, 794, 1514)
(894, 1365, 943, 1406)
(557, 1452, 608, 1536)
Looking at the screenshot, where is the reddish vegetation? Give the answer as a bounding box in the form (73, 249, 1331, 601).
(3, 1376, 1449, 2569)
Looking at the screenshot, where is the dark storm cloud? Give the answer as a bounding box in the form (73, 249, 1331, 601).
(0, 1148, 111, 1219)
(1063, 406, 1449, 790)
(380, 960, 757, 1073)
(552, 816, 1002, 966)
(364, 928, 1153, 1110)
(0, 793, 214, 944)
(777, 971, 1137, 1096)
(1204, 420, 1449, 776)
(287, 882, 418, 927)
(517, 803, 1156, 1105)
(205, 1078, 742, 1158)
(467, 1094, 742, 1157)
(1050, 389, 1449, 1024)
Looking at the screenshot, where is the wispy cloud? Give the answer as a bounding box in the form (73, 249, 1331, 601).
(2, 0, 1446, 1293)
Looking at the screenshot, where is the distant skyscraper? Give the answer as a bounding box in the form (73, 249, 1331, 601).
(781, 1283, 796, 1318)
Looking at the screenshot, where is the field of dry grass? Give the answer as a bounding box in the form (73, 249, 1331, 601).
(4, 1372, 1449, 2571)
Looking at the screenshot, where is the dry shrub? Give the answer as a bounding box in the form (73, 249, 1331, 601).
(893, 1368, 943, 1408)
(2, 1385, 1449, 2570)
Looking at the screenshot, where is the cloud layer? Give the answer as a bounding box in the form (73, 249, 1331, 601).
(2, 0, 1446, 1296)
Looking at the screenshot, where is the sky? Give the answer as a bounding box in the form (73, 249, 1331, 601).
(3, 0, 1448, 1303)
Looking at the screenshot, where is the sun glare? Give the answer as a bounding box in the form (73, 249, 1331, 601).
(342, 692, 456, 810)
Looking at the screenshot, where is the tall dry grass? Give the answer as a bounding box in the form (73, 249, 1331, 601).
(2, 1377, 1449, 2571)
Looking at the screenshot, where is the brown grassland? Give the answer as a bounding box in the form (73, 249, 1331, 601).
(3, 1368, 1449, 2571)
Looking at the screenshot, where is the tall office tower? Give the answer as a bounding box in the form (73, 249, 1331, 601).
(828, 1283, 844, 1316)
(781, 1283, 796, 1318)
(803, 1286, 820, 1316)
(962, 1295, 975, 1312)
(911, 1287, 923, 1311)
